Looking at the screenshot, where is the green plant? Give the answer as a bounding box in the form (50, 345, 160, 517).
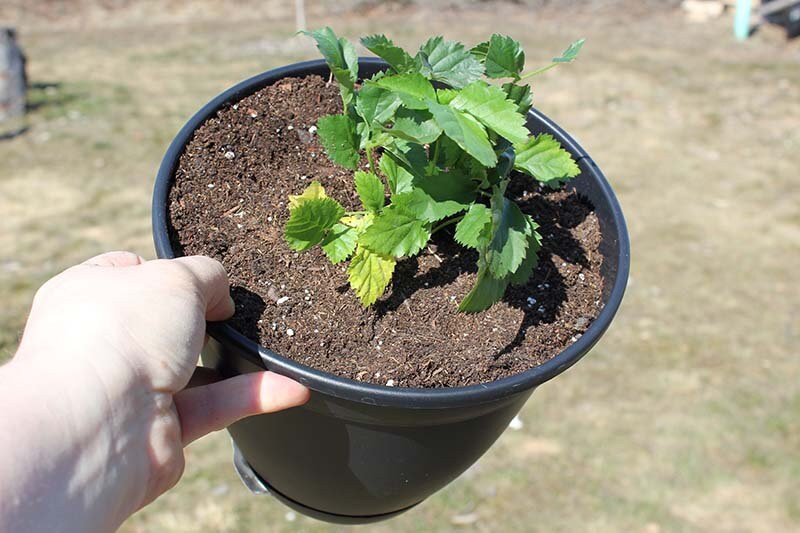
(284, 28, 583, 312)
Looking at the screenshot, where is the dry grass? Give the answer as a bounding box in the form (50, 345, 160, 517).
(1, 1, 798, 531)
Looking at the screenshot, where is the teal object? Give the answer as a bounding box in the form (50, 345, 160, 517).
(735, 0, 752, 40)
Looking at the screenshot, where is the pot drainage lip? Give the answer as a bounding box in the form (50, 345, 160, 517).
(231, 440, 422, 524)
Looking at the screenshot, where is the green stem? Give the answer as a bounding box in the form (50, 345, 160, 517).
(431, 138, 441, 169)
(431, 215, 464, 235)
(366, 144, 376, 172)
(519, 62, 558, 81)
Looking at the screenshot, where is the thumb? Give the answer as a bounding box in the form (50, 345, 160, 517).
(173, 372, 310, 445)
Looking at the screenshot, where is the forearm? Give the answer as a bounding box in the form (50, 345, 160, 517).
(0, 354, 147, 533)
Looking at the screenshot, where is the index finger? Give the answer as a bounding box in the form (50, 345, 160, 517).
(167, 256, 235, 322)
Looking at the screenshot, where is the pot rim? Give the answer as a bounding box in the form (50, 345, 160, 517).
(153, 57, 630, 409)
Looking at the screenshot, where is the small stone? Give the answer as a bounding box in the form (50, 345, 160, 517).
(276, 296, 290, 305)
(207, 183, 215, 188)
(386, 379, 396, 387)
(308, 125, 317, 134)
(304, 295, 311, 301)
(287, 125, 294, 130)
(224, 151, 235, 160)
(578, 273, 585, 281)
(286, 328, 295, 337)
(574, 316, 590, 330)
(267, 286, 280, 302)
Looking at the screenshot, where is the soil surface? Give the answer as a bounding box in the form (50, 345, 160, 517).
(169, 74, 605, 388)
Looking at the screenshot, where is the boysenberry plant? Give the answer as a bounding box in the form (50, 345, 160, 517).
(285, 28, 584, 312)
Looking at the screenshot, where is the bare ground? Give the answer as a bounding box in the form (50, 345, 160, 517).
(0, 1, 798, 531)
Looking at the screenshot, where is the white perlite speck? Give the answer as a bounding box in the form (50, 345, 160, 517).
(386, 379, 396, 387)
(509, 416, 523, 430)
(286, 328, 295, 337)
(224, 151, 235, 160)
(308, 125, 317, 134)
(276, 296, 290, 305)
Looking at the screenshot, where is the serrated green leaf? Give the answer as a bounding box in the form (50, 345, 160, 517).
(437, 135, 464, 168)
(514, 133, 580, 184)
(360, 204, 431, 258)
(427, 101, 496, 167)
(370, 72, 436, 108)
(393, 170, 475, 223)
(450, 81, 529, 145)
(486, 190, 532, 277)
(356, 84, 402, 126)
(483, 34, 525, 80)
(470, 40, 490, 62)
(321, 223, 358, 264)
(360, 34, 418, 73)
(379, 152, 415, 195)
(354, 170, 385, 213)
(554, 38, 585, 63)
(389, 115, 443, 144)
(458, 266, 509, 313)
(502, 82, 532, 115)
(436, 88, 458, 105)
(383, 139, 428, 176)
(317, 114, 360, 169)
(285, 197, 345, 251)
(340, 211, 374, 232)
(288, 181, 327, 209)
(508, 217, 542, 286)
(455, 203, 492, 249)
(347, 246, 396, 306)
(417, 36, 484, 89)
(300, 27, 359, 105)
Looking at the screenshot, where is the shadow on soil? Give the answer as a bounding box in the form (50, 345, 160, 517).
(374, 180, 593, 359)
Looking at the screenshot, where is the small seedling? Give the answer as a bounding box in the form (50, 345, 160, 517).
(285, 28, 583, 312)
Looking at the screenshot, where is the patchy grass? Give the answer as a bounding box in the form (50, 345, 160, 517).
(1, 2, 798, 531)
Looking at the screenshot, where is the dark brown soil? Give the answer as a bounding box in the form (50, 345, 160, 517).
(168, 75, 605, 388)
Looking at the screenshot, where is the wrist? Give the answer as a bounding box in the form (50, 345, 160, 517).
(0, 351, 151, 532)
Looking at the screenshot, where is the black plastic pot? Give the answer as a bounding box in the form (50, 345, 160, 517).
(152, 58, 630, 524)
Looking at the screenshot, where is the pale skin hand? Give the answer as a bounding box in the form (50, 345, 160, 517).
(0, 252, 310, 533)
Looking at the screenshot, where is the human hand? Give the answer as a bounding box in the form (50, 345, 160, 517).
(0, 251, 309, 533)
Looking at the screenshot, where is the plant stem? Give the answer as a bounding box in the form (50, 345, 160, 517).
(431, 138, 441, 169)
(431, 215, 464, 235)
(519, 62, 558, 81)
(366, 143, 376, 171)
